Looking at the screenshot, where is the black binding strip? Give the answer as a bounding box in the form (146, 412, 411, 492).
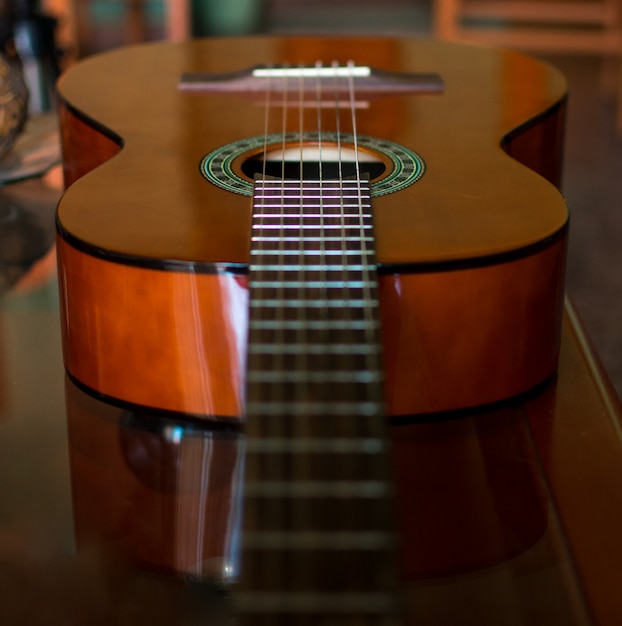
(388, 374, 556, 427)
(56, 218, 247, 275)
(67, 370, 244, 431)
(501, 94, 567, 150)
(57, 216, 567, 278)
(67, 367, 555, 430)
(380, 222, 568, 274)
(61, 98, 124, 148)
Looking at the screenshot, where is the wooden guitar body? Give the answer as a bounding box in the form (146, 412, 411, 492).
(56, 36, 568, 420)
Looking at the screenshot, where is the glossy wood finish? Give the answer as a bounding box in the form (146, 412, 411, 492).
(57, 231, 566, 417)
(381, 237, 566, 414)
(58, 101, 121, 188)
(57, 237, 247, 418)
(56, 37, 569, 418)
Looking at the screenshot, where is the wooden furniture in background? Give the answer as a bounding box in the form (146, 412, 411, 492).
(41, 0, 186, 61)
(433, 0, 622, 128)
(434, 0, 621, 51)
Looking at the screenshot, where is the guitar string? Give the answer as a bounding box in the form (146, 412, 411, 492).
(332, 60, 349, 540)
(297, 64, 306, 424)
(338, 60, 360, 519)
(251, 63, 270, 596)
(261, 68, 272, 182)
(276, 64, 288, 590)
(262, 71, 274, 420)
(346, 62, 396, 618)
(254, 62, 287, 593)
(346, 61, 376, 375)
(294, 65, 308, 583)
(345, 64, 386, 540)
(315, 61, 327, 444)
(332, 60, 348, 444)
(257, 62, 271, 417)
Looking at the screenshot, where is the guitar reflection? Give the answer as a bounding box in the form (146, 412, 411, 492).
(66, 377, 244, 586)
(66, 376, 548, 587)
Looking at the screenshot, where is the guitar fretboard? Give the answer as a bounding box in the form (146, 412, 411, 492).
(238, 178, 400, 624)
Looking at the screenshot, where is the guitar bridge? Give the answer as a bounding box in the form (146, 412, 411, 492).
(179, 64, 444, 97)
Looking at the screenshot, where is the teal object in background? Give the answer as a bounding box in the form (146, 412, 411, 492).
(191, 0, 264, 36)
(89, 1, 165, 24)
(87, 0, 263, 37)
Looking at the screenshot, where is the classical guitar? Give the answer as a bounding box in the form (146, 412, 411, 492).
(56, 36, 568, 623)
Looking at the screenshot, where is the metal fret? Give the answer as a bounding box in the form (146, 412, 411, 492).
(253, 217, 371, 225)
(243, 480, 389, 498)
(242, 531, 394, 550)
(253, 224, 371, 231)
(255, 186, 371, 191)
(244, 437, 385, 454)
(253, 204, 370, 210)
(253, 213, 370, 218)
(249, 266, 372, 271)
(248, 343, 379, 355)
(253, 217, 369, 223)
(250, 252, 374, 260)
(249, 319, 380, 330)
(253, 216, 371, 225)
(246, 370, 382, 384)
(253, 195, 371, 201)
(251, 280, 368, 289)
(255, 179, 368, 185)
(245, 400, 382, 416)
(249, 299, 377, 307)
(235, 592, 396, 614)
(251, 236, 374, 243)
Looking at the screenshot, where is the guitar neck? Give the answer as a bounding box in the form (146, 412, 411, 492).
(238, 178, 400, 622)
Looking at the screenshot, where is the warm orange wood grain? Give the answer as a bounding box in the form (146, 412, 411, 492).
(56, 37, 569, 418)
(381, 237, 566, 415)
(58, 101, 121, 188)
(57, 231, 565, 417)
(57, 238, 247, 418)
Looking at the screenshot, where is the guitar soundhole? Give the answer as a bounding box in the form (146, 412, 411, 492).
(200, 132, 426, 197)
(241, 145, 386, 181)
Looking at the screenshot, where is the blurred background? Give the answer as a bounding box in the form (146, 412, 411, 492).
(2, 0, 622, 397)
